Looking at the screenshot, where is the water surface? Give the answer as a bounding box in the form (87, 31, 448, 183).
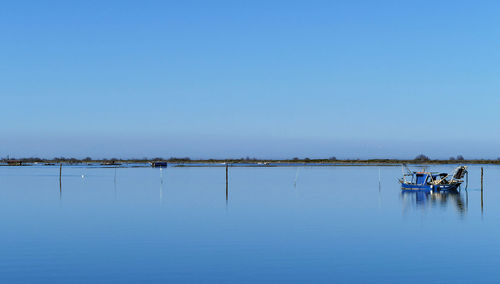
(0, 165, 496, 283)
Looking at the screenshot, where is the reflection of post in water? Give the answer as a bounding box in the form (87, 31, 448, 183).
(114, 167, 118, 200)
(465, 186, 468, 209)
(160, 168, 164, 204)
(378, 168, 382, 208)
(378, 168, 381, 192)
(59, 163, 62, 200)
(294, 167, 300, 188)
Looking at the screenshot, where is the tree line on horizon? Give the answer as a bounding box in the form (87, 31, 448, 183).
(414, 154, 465, 162)
(2, 154, 500, 163)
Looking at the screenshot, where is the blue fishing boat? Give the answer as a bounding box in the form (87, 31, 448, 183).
(399, 165, 468, 191)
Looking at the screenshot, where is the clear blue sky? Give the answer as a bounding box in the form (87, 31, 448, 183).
(2, 0, 500, 159)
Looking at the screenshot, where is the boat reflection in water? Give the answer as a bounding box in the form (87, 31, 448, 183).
(401, 189, 467, 215)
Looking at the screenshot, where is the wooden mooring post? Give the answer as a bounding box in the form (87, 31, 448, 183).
(59, 163, 62, 199)
(481, 167, 484, 212)
(225, 163, 228, 201)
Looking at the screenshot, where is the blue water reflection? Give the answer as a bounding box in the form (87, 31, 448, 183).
(401, 189, 467, 215)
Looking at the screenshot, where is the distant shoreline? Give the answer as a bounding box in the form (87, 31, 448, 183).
(1, 158, 499, 166)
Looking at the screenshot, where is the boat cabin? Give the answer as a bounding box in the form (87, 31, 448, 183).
(411, 172, 448, 185)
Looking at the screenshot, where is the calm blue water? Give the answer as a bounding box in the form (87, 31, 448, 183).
(0, 165, 497, 283)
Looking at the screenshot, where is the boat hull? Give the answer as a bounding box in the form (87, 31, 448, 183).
(400, 182, 461, 191)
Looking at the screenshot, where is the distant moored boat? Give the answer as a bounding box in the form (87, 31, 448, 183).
(151, 161, 168, 168)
